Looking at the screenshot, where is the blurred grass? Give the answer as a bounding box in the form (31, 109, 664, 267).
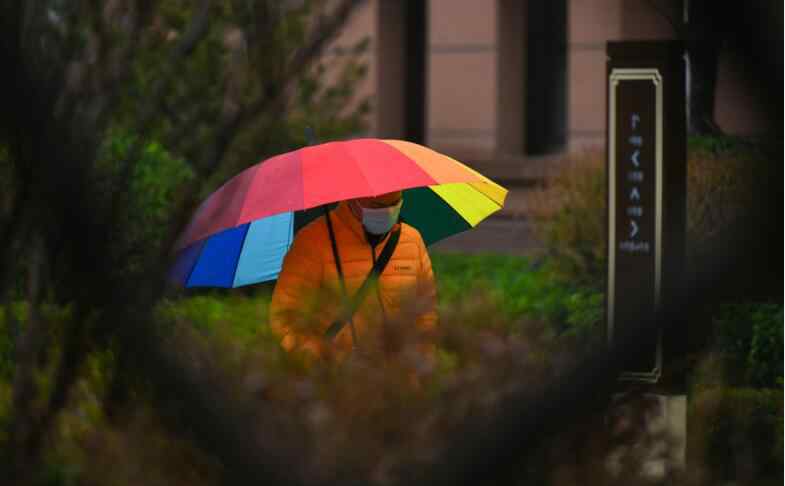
(431, 252, 603, 338)
(688, 386, 784, 484)
(158, 293, 274, 344)
(0, 251, 780, 485)
(156, 252, 605, 346)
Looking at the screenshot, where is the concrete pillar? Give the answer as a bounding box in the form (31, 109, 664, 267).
(496, 0, 526, 157)
(376, 1, 407, 139)
(606, 394, 687, 481)
(426, 0, 498, 161)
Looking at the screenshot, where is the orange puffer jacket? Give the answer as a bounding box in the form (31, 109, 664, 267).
(270, 201, 438, 360)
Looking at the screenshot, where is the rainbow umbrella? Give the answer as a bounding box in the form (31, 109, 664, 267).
(170, 139, 507, 288)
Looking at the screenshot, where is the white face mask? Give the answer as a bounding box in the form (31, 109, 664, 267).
(359, 200, 402, 235)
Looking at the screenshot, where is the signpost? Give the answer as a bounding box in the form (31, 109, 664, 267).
(606, 41, 686, 383)
(605, 40, 687, 480)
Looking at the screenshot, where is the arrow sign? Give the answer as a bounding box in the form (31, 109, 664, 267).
(630, 149, 640, 167)
(630, 220, 639, 238)
(630, 187, 641, 201)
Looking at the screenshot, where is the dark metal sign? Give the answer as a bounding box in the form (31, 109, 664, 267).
(606, 42, 686, 384)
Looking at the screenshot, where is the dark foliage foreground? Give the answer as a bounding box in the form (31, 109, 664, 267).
(0, 1, 781, 485)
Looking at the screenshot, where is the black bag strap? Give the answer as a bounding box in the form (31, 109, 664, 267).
(323, 205, 358, 345)
(323, 205, 347, 296)
(324, 225, 401, 340)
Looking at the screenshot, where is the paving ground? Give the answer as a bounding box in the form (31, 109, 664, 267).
(430, 184, 544, 256)
(430, 216, 542, 256)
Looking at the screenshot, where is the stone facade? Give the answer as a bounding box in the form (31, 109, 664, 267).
(323, 1, 766, 173)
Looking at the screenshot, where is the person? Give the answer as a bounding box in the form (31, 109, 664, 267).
(270, 190, 438, 362)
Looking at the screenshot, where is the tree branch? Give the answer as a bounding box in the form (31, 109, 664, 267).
(193, 0, 366, 177)
(289, 0, 364, 76)
(172, 0, 212, 58)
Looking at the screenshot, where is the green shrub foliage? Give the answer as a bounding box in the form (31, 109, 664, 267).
(529, 136, 772, 289)
(1, 252, 781, 485)
(689, 387, 783, 483)
(529, 151, 606, 288)
(713, 302, 784, 389)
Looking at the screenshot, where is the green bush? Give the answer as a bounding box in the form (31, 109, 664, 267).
(160, 253, 603, 342)
(0, 302, 75, 380)
(685, 302, 782, 483)
(0, 301, 76, 450)
(689, 387, 783, 483)
(431, 252, 604, 341)
(6, 252, 779, 485)
(157, 293, 275, 346)
(96, 129, 194, 257)
(528, 151, 606, 288)
(713, 302, 784, 389)
(1, 255, 562, 485)
(529, 136, 771, 288)
(561, 289, 604, 339)
(685, 136, 770, 274)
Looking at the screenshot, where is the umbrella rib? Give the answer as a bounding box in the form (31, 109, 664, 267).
(468, 180, 508, 206)
(229, 224, 251, 288)
(234, 163, 264, 229)
(183, 238, 209, 287)
(342, 142, 377, 197)
(469, 181, 508, 211)
(430, 182, 506, 227)
(286, 210, 295, 251)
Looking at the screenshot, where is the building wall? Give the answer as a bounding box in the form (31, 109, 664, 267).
(714, 49, 770, 136)
(568, 0, 624, 150)
(427, 0, 498, 160)
(325, 0, 768, 163)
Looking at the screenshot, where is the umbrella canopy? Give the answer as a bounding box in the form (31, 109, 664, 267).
(170, 138, 507, 288)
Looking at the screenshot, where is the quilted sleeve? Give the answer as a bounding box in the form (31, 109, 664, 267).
(270, 225, 325, 359)
(415, 234, 439, 334)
